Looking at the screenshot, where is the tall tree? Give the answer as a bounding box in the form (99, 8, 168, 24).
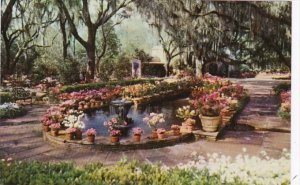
(1, 0, 57, 76)
(135, 1, 291, 75)
(55, 0, 133, 81)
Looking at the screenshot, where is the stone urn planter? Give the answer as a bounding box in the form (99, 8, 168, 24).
(133, 134, 141, 142)
(87, 135, 95, 143)
(199, 115, 221, 132)
(110, 136, 119, 144)
(51, 128, 59, 136)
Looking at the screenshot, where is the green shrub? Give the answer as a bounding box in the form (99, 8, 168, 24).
(57, 57, 81, 84)
(32, 55, 58, 84)
(0, 160, 245, 185)
(0, 92, 14, 104)
(97, 58, 115, 81)
(113, 54, 131, 80)
(60, 79, 161, 93)
(278, 110, 291, 120)
(273, 83, 291, 95)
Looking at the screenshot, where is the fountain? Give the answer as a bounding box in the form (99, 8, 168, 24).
(109, 99, 134, 134)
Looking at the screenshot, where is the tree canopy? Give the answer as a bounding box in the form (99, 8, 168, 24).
(135, 0, 291, 72)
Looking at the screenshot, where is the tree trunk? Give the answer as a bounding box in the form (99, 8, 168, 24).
(3, 34, 11, 76)
(166, 59, 171, 76)
(86, 30, 96, 81)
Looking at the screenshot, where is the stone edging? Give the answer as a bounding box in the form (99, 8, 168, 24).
(43, 131, 195, 151)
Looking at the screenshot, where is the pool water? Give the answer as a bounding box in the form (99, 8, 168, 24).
(82, 98, 190, 138)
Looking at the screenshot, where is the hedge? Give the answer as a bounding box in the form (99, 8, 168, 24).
(273, 83, 291, 95)
(60, 79, 162, 93)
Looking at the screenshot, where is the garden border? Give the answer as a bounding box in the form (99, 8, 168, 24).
(43, 131, 194, 151)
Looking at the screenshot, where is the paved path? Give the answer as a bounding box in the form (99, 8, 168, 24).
(0, 78, 291, 166)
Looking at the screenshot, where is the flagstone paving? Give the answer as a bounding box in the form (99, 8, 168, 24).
(0, 77, 291, 166)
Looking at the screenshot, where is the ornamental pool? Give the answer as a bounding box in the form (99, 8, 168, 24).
(82, 98, 193, 137)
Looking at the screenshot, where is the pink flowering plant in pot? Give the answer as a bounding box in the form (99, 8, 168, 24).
(110, 129, 121, 143)
(171, 124, 181, 136)
(49, 123, 61, 136)
(86, 128, 97, 143)
(132, 127, 143, 142)
(156, 128, 166, 139)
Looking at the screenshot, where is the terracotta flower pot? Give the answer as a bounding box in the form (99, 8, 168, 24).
(157, 133, 165, 139)
(111, 136, 119, 143)
(152, 130, 158, 139)
(172, 129, 181, 136)
(87, 135, 95, 143)
(75, 129, 82, 140)
(78, 105, 84, 110)
(200, 115, 221, 132)
(51, 128, 59, 136)
(66, 133, 74, 140)
(187, 124, 195, 132)
(83, 104, 90, 110)
(43, 125, 50, 132)
(133, 134, 141, 142)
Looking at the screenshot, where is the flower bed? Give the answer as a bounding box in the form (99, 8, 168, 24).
(0, 150, 290, 185)
(278, 90, 291, 120)
(0, 103, 26, 119)
(60, 79, 161, 93)
(273, 83, 291, 120)
(124, 80, 202, 107)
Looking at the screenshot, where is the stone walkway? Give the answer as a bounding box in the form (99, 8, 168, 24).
(0, 78, 291, 166)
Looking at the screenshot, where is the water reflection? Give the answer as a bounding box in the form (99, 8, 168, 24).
(82, 98, 189, 138)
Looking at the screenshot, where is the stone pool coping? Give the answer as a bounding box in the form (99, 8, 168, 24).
(43, 130, 195, 151)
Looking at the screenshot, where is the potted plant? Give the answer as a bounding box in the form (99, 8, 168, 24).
(110, 129, 121, 144)
(104, 117, 129, 135)
(62, 113, 85, 140)
(49, 123, 61, 136)
(65, 127, 76, 140)
(143, 113, 165, 139)
(171, 124, 181, 136)
(132, 127, 143, 142)
(41, 116, 53, 132)
(86, 128, 97, 143)
(156, 128, 166, 139)
(198, 92, 224, 132)
(176, 106, 197, 131)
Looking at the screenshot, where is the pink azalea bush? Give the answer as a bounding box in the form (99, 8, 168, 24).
(86, 128, 97, 136)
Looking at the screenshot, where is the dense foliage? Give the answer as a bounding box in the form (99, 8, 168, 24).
(0, 150, 290, 185)
(136, 1, 291, 73)
(0, 92, 14, 104)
